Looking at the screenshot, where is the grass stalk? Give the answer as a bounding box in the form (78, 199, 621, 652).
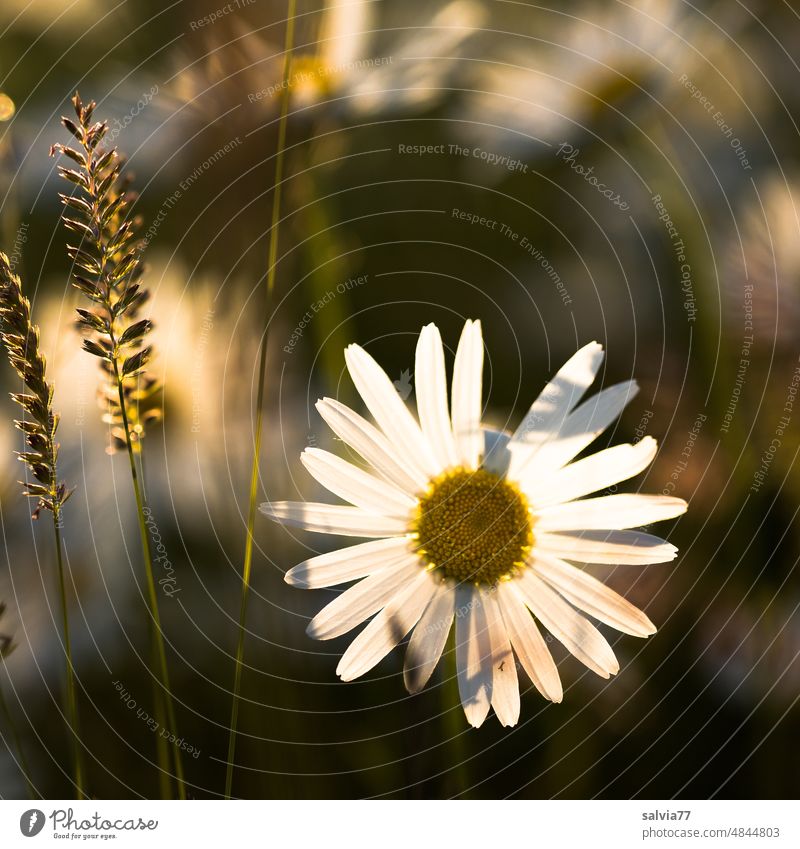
(224, 0, 297, 800)
(51, 94, 182, 799)
(0, 251, 83, 798)
(151, 624, 173, 799)
(51, 507, 85, 799)
(113, 357, 186, 799)
(137, 439, 172, 798)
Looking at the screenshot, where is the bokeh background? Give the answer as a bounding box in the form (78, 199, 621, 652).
(1, 0, 799, 799)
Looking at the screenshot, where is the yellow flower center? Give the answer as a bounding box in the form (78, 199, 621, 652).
(413, 467, 533, 586)
(289, 56, 337, 103)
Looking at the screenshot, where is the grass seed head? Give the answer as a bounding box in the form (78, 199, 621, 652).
(51, 92, 162, 453)
(0, 252, 72, 517)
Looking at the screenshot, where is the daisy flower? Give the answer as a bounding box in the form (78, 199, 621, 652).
(175, 0, 484, 127)
(289, 0, 485, 116)
(261, 321, 686, 727)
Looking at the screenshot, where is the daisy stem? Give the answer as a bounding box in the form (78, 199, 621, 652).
(443, 636, 470, 798)
(112, 357, 186, 800)
(0, 666, 36, 798)
(224, 0, 297, 801)
(51, 505, 85, 799)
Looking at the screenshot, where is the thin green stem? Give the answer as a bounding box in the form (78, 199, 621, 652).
(140, 457, 173, 800)
(443, 636, 470, 798)
(0, 670, 36, 798)
(54, 95, 180, 799)
(224, 0, 297, 800)
(112, 357, 186, 800)
(51, 508, 85, 799)
(151, 644, 173, 800)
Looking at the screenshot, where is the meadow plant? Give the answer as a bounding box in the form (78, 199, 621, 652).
(224, 0, 297, 800)
(0, 252, 82, 797)
(50, 94, 184, 798)
(50, 94, 160, 453)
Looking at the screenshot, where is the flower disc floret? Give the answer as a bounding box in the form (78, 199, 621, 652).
(414, 467, 533, 585)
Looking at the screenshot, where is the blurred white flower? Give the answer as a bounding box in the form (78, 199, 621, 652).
(725, 176, 800, 350)
(263, 320, 686, 727)
(293, 0, 485, 116)
(176, 0, 485, 122)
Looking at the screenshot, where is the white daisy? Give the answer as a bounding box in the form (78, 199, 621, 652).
(289, 0, 485, 117)
(261, 321, 686, 728)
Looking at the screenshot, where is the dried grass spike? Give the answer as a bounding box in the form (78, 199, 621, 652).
(0, 252, 72, 517)
(51, 92, 161, 452)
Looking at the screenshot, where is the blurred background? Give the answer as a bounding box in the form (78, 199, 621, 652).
(0, 0, 799, 799)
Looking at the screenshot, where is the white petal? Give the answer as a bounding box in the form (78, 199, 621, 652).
(512, 341, 604, 449)
(337, 570, 435, 680)
(316, 397, 427, 493)
(403, 581, 455, 693)
(534, 494, 687, 532)
(345, 343, 439, 477)
(301, 448, 416, 518)
(415, 324, 459, 470)
(454, 583, 492, 728)
(451, 319, 484, 468)
(483, 589, 520, 727)
(319, 0, 371, 70)
(496, 584, 562, 702)
(260, 501, 407, 537)
(509, 380, 638, 480)
(307, 555, 420, 639)
(346, 1, 485, 113)
(536, 529, 678, 564)
(532, 553, 656, 638)
(515, 572, 619, 677)
(383, 0, 484, 63)
(285, 537, 412, 588)
(521, 437, 658, 507)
